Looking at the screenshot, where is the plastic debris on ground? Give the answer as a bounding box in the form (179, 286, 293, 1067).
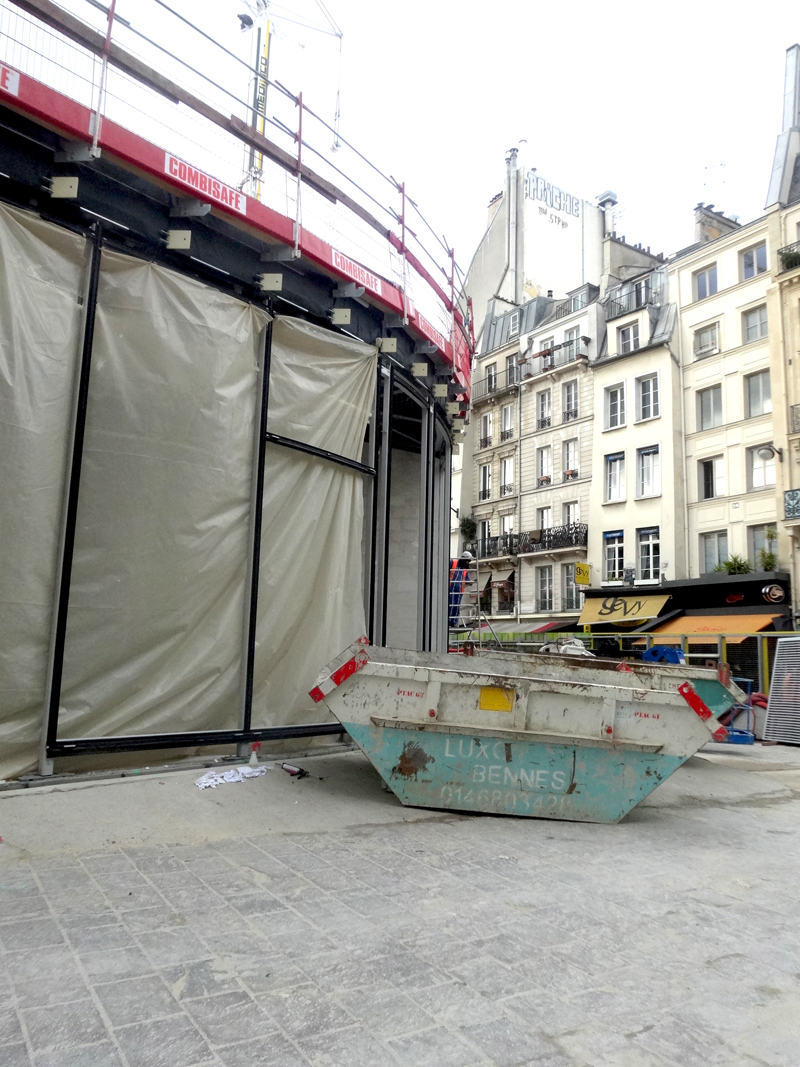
(195, 766, 268, 789)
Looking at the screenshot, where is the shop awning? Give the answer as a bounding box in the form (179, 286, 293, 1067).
(578, 594, 670, 625)
(635, 613, 782, 646)
(465, 618, 578, 640)
(490, 567, 514, 589)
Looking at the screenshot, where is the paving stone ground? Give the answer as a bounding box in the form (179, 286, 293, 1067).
(1, 746, 799, 1067)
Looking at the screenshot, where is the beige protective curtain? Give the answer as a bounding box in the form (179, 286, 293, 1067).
(0, 204, 87, 782)
(58, 254, 269, 739)
(251, 316, 377, 726)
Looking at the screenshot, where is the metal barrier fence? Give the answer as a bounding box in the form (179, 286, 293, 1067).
(448, 630, 794, 696)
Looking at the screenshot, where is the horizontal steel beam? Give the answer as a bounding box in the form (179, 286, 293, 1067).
(49, 722, 344, 756)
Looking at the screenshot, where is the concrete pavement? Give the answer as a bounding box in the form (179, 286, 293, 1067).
(1, 743, 799, 1067)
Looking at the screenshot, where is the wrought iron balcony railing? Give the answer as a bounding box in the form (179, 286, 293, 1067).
(500, 428, 514, 442)
(518, 522, 588, 554)
(606, 283, 661, 321)
(479, 436, 492, 449)
(536, 597, 554, 612)
(778, 241, 800, 273)
(464, 534, 519, 559)
(497, 602, 515, 614)
(785, 488, 800, 521)
(473, 365, 521, 401)
(562, 469, 579, 482)
(537, 416, 551, 430)
(792, 404, 800, 434)
(500, 483, 514, 497)
(563, 408, 578, 423)
(562, 591, 583, 611)
(478, 487, 491, 500)
(537, 474, 552, 487)
(519, 339, 589, 380)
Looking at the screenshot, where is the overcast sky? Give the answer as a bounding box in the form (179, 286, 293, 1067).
(65, 0, 800, 279)
(217, 0, 798, 274)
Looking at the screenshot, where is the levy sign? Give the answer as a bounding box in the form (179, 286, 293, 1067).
(526, 170, 580, 217)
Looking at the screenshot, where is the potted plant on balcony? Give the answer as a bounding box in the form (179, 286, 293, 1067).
(460, 515, 477, 544)
(781, 247, 800, 271)
(538, 475, 551, 486)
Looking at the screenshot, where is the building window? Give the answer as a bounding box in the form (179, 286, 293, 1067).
(536, 565, 553, 611)
(743, 305, 768, 343)
(569, 290, 588, 312)
(498, 571, 515, 613)
(563, 438, 578, 479)
(697, 384, 722, 430)
(694, 322, 719, 358)
(539, 336, 554, 352)
(500, 403, 514, 441)
(745, 370, 771, 418)
(694, 264, 718, 301)
(605, 383, 626, 429)
(604, 531, 624, 581)
(537, 506, 552, 530)
(478, 518, 491, 542)
(605, 452, 625, 502)
(506, 353, 519, 385)
(500, 513, 514, 535)
(741, 242, 767, 280)
(618, 322, 640, 354)
(563, 379, 578, 421)
(508, 310, 520, 338)
(486, 363, 497, 391)
(636, 374, 659, 421)
(537, 389, 551, 429)
(636, 446, 660, 498)
(537, 446, 552, 485)
(480, 411, 492, 448)
(748, 445, 776, 491)
(748, 524, 777, 568)
(562, 563, 582, 610)
(500, 457, 514, 496)
(699, 456, 725, 500)
(564, 325, 580, 358)
(479, 463, 491, 500)
(638, 527, 660, 580)
(701, 530, 728, 573)
(563, 501, 579, 525)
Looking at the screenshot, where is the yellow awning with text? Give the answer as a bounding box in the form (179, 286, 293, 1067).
(578, 594, 670, 625)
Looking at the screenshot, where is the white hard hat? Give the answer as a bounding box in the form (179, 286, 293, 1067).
(461, 550, 473, 560)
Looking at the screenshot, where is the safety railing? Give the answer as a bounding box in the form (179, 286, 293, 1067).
(518, 523, 588, 554)
(606, 283, 661, 320)
(520, 339, 589, 379)
(0, 0, 472, 387)
(472, 365, 521, 401)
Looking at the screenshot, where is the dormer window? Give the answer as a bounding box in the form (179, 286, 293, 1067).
(508, 310, 520, 338)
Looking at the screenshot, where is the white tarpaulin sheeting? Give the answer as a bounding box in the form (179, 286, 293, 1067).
(58, 253, 269, 740)
(1, 227, 377, 778)
(0, 204, 86, 781)
(252, 316, 377, 726)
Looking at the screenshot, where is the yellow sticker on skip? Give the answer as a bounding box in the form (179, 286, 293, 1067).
(479, 686, 514, 712)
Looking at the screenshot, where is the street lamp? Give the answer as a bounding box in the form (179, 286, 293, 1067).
(757, 444, 783, 462)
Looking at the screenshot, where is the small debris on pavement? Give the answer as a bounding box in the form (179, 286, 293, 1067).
(278, 762, 323, 780)
(195, 766, 268, 789)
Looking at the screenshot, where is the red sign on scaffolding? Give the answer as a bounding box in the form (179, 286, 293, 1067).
(164, 154, 247, 215)
(0, 64, 20, 97)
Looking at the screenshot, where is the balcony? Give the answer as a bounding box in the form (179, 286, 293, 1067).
(500, 428, 514, 442)
(479, 436, 492, 449)
(778, 241, 800, 273)
(478, 487, 491, 501)
(562, 469, 579, 482)
(497, 602, 515, 614)
(465, 533, 519, 559)
(537, 475, 552, 487)
(563, 408, 578, 423)
(536, 597, 554, 612)
(473, 365, 521, 401)
(500, 483, 514, 497)
(518, 522, 588, 555)
(537, 416, 551, 430)
(785, 488, 800, 521)
(606, 283, 661, 321)
(519, 339, 589, 380)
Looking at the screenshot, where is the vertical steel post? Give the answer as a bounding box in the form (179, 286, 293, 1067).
(238, 315, 273, 747)
(39, 223, 104, 775)
(293, 91, 303, 257)
(369, 362, 392, 645)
